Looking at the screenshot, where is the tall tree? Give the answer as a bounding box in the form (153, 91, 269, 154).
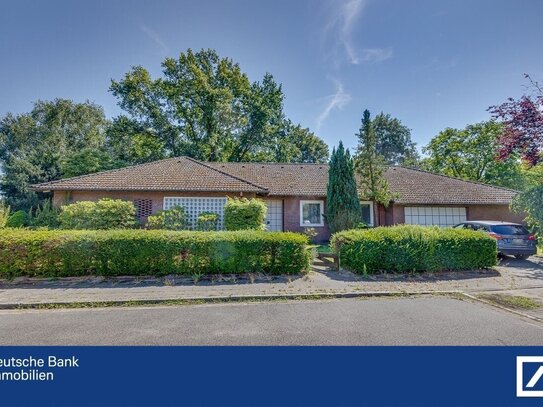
(489, 75, 543, 165)
(110, 48, 328, 163)
(325, 141, 360, 233)
(0, 99, 108, 210)
(355, 110, 395, 206)
(421, 121, 536, 189)
(372, 112, 419, 165)
(106, 115, 166, 165)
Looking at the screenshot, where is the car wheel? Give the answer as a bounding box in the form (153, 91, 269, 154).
(514, 254, 529, 260)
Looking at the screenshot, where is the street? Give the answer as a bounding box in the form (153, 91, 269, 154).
(1, 296, 542, 345)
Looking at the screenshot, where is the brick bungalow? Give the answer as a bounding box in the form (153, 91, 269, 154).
(31, 156, 523, 242)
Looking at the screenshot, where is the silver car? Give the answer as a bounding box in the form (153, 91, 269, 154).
(453, 221, 537, 259)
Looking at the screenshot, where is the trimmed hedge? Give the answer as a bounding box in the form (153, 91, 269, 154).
(58, 199, 137, 230)
(224, 197, 267, 231)
(0, 229, 311, 278)
(331, 225, 497, 273)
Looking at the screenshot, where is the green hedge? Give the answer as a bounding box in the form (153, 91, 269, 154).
(224, 197, 267, 231)
(58, 199, 137, 230)
(0, 229, 311, 278)
(331, 225, 497, 273)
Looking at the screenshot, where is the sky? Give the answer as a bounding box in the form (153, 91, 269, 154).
(1, 0, 542, 154)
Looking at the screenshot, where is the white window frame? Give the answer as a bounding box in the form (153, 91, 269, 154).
(299, 200, 324, 227)
(360, 200, 374, 227)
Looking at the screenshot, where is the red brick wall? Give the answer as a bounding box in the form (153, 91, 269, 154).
(53, 190, 255, 211)
(281, 195, 330, 243)
(52, 190, 334, 239)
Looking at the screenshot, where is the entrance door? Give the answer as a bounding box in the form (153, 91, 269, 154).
(265, 200, 283, 231)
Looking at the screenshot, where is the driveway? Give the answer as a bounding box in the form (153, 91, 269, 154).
(0, 297, 542, 345)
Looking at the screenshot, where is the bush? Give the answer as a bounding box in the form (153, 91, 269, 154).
(146, 206, 190, 230)
(6, 210, 29, 228)
(29, 200, 60, 229)
(224, 197, 267, 231)
(196, 212, 219, 231)
(0, 229, 311, 278)
(0, 201, 10, 229)
(58, 199, 137, 230)
(331, 225, 497, 274)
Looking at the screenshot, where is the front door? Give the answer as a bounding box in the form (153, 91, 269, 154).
(264, 200, 283, 231)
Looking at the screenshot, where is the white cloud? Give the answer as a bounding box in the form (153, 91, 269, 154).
(316, 79, 352, 132)
(359, 47, 394, 63)
(140, 25, 169, 54)
(323, 0, 393, 65)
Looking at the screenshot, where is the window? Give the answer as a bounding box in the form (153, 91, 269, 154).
(404, 207, 466, 227)
(300, 200, 324, 227)
(163, 197, 227, 229)
(360, 201, 374, 226)
(491, 225, 530, 235)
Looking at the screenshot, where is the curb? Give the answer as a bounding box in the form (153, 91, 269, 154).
(461, 293, 543, 324)
(0, 290, 463, 310)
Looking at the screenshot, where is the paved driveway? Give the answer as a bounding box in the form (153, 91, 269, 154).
(0, 297, 542, 345)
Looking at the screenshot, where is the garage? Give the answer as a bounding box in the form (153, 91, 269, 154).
(404, 207, 466, 227)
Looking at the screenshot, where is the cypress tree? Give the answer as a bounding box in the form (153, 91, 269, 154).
(325, 141, 361, 234)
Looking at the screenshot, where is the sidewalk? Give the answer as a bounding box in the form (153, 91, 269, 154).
(1, 256, 542, 307)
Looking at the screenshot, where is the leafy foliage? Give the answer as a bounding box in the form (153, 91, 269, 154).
(355, 110, 396, 206)
(489, 75, 543, 165)
(60, 148, 122, 178)
(325, 141, 361, 233)
(511, 185, 543, 242)
(0, 201, 10, 229)
(28, 200, 59, 229)
(372, 112, 419, 165)
(0, 99, 109, 211)
(0, 229, 311, 277)
(422, 120, 543, 190)
(224, 197, 267, 231)
(6, 210, 29, 228)
(331, 225, 497, 274)
(110, 48, 328, 163)
(196, 212, 219, 231)
(146, 206, 190, 230)
(58, 199, 137, 230)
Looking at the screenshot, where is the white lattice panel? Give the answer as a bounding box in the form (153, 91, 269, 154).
(163, 197, 227, 229)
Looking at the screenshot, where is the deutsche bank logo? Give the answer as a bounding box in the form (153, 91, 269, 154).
(517, 356, 543, 397)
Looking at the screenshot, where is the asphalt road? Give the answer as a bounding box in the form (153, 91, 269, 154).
(1, 297, 542, 345)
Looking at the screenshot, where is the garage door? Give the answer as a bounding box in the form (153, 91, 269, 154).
(264, 200, 283, 231)
(404, 207, 466, 227)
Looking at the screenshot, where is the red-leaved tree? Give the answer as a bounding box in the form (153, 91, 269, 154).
(489, 75, 543, 165)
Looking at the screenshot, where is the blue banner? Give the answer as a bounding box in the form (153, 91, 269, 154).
(1, 346, 543, 406)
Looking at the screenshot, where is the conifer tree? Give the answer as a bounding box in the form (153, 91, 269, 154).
(355, 109, 396, 206)
(325, 141, 361, 233)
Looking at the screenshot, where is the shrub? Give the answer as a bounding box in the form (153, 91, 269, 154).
(0, 229, 311, 278)
(224, 197, 267, 231)
(6, 210, 29, 228)
(196, 212, 219, 231)
(58, 199, 137, 230)
(0, 201, 10, 229)
(146, 206, 190, 230)
(29, 200, 60, 229)
(331, 225, 497, 274)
